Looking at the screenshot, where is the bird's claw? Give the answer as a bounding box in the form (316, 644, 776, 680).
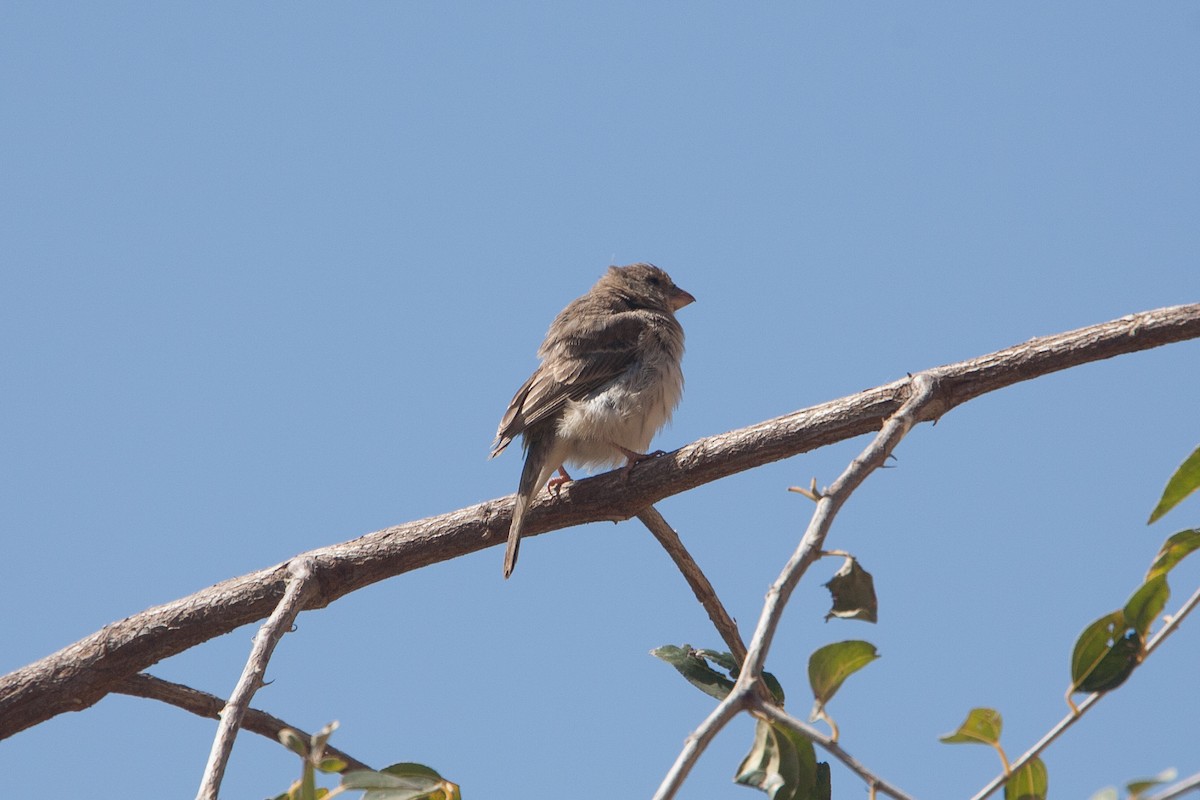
(547, 466, 573, 498)
(619, 448, 667, 480)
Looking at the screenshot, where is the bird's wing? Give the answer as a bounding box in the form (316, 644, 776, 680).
(492, 311, 650, 455)
(491, 372, 537, 456)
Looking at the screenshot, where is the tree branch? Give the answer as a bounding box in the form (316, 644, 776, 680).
(638, 506, 747, 662)
(969, 582, 1200, 800)
(651, 373, 937, 800)
(197, 558, 318, 800)
(2, 304, 1198, 740)
(1143, 770, 1200, 800)
(114, 673, 373, 772)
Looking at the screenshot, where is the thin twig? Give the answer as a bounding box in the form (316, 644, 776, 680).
(651, 374, 938, 800)
(653, 691, 752, 800)
(1143, 770, 1200, 800)
(969, 583, 1200, 800)
(638, 505, 747, 663)
(115, 673, 372, 772)
(196, 558, 318, 800)
(741, 373, 936, 677)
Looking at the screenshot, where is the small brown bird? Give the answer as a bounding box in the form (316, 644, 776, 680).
(491, 263, 695, 578)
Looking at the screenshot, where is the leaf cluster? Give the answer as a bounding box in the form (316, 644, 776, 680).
(274, 723, 459, 800)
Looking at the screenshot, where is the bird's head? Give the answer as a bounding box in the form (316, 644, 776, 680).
(604, 263, 695, 313)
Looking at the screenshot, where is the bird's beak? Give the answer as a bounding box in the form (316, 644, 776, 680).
(670, 286, 696, 311)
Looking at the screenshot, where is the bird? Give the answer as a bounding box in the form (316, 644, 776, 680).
(491, 263, 695, 578)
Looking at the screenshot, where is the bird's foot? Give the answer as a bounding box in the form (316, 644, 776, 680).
(617, 446, 667, 480)
(547, 466, 573, 497)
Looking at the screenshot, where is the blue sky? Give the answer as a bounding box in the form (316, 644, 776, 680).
(2, 4, 1199, 798)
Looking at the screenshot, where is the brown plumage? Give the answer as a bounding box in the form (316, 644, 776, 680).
(491, 263, 695, 578)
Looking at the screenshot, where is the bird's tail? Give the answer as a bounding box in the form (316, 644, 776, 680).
(504, 437, 554, 579)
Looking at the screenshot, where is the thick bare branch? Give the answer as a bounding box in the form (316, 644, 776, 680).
(2, 304, 1198, 740)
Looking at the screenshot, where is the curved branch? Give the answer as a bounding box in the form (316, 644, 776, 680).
(114, 673, 373, 772)
(638, 506, 747, 662)
(2, 304, 1198, 740)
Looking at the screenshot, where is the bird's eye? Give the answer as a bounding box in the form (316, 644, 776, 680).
(647, 275, 662, 287)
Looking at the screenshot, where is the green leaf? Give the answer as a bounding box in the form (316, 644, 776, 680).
(1070, 611, 1142, 694)
(735, 718, 827, 800)
(653, 646, 786, 705)
(1088, 788, 1118, 800)
(695, 649, 786, 705)
(317, 757, 347, 774)
(342, 771, 433, 790)
(760, 671, 787, 706)
(379, 762, 458, 796)
(379, 763, 447, 782)
(652, 645, 734, 700)
(1128, 767, 1178, 798)
(939, 708, 1003, 746)
(807, 641, 879, 710)
(1005, 757, 1048, 800)
(1124, 575, 1170, 638)
(1148, 445, 1200, 523)
(279, 728, 309, 757)
(823, 557, 878, 623)
(1146, 529, 1200, 582)
(696, 648, 738, 672)
(734, 719, 798, 800)
(814, 762, 831, 800)
(346, 762, 460, 800)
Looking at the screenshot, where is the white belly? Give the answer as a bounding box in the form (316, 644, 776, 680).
(554, 357, 684, 470)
